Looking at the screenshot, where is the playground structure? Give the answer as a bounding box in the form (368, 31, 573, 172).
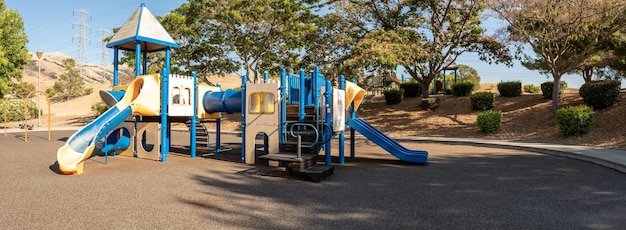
(55, 4, 428, 180)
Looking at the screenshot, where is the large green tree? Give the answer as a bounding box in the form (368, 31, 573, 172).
(174, 0, 319, 81)
(348, 0, 511, 97)
(490, 0, 626, 112)
(52, 58, 92, 101)
(0, 1, 30, 97)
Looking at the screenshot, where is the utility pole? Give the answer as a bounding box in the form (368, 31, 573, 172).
(73, 9, 91, 77)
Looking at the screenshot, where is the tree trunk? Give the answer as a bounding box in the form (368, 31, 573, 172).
(583, 68, 593, 83)
(551, 76, 561, 113)
(421, 82, 430, 98)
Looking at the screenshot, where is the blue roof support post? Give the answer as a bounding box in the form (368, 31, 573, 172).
(159, 52, 170, 163)
(280, 69, 286, 142)
(263, 71, 269, 82)
(215, 83, 221, 154)
(190, 72, 197, 158)
(350, 78, 357, 159)
(165, 50, 172, 158)
(135, 41, 141, 76)
(299, 69, 305, 122)
(324, 79, 332, 166)
(339, 75, 345, 164)
(241, 75, 248, 163)
(113, 47, 119, 87)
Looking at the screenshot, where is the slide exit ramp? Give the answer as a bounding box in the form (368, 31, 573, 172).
(347, 118, 428, 164)
(57, 75, 161, 174)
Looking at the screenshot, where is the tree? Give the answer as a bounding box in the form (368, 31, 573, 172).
(457, 64, 481, 89)
(490, 0, 626, 112)
(349, 0, 511, 97)
(51, 58, 92, 101)
(12, 81, 35, 99)
(160, 5, 238, 84)
(166, 0, 319, 81)
(0, 1, 30, 97)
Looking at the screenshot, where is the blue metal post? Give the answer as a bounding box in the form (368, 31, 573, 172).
(324, 80, 332, 166)
(216, 117, 221, 153)
(135, 41, 141, 76)
(214, 83, 221, 153)
(241, 75, 248, 163)
(339, 75, 345, 164)
(311, 66, 322, 108)
(263, 71, 269, 82)
(350, 79, 357, 159)
(299, 69, 305, 122)
(113, 47, 119, 86)
(190, 72, 197, 158)
(280, 69, 286, 142)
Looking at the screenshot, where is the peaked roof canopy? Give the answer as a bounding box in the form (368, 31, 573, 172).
(106, 3, 178, 52)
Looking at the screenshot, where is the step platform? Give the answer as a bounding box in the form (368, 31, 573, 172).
(258, 152, 333, 182)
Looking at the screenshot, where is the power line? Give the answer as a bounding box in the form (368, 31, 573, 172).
(98, 28, 110, 65)
(73, 8, 91, 76)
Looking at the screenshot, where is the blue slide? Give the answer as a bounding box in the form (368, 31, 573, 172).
(347, 118, 428, 164)
(68, 106, 132, 154)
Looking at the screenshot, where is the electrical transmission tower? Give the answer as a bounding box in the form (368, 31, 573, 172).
(99, 28, 111, 81)
(73, 8, 91, 77)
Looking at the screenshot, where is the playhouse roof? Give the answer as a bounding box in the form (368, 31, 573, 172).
(106, 3, 178, 52)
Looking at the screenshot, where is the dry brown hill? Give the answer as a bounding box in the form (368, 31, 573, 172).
(13, 54, 626, 150)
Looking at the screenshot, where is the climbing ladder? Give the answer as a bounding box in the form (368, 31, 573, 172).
(185, 120, 210, 150)
(259, 105, 333, 182)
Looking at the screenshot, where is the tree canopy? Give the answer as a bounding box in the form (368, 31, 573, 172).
(0, 0, 30, 97)
(490, 0, 626, 112)
(347, 0, 512, 97)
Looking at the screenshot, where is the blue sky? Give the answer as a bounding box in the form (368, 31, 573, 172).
(5, 0, 598, 88)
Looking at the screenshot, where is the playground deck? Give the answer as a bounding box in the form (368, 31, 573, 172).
(1, 130, 625, 229)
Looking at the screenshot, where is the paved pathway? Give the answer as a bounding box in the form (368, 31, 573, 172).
(1, 129, 624, 229)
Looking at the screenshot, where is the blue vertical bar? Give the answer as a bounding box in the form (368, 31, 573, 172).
(280, 69, 286, 142)
(299, 69, 305, 122)
(324, 80, 332, 166)
(135, 41, 141, 76)
(350, 78, 356, 159)
(214, 83, 222, 151)
(190, 72, 197, 158)
(216, 118, 221, 153)
(113, 47, 119, 87)
(241, 75, 248, 163)
(313, 66, 320, 108)
(165, 49, 172, 154)
(339, 75, 345, 164)
(263, 71, 269, 82)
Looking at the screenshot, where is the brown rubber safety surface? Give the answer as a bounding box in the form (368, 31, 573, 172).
(1, 130, 625, 229)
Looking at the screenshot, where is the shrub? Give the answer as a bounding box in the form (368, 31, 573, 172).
(470, 92, 495, 111)
(477, 110, 502, 134)
(540, 81, 568, 99)
(420, 97, 440, 110)
(578, 80, 621, 109)
(451, 81, 475, 97)
(383, 88, 404, 105)
(523, 84, 540, 94)
(399, 81, 422, 97)
(497, 81, 522, 97)
(555, 105, 595, 137)
(91, 102, 109, 117)
(0, 99, 39, 122)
